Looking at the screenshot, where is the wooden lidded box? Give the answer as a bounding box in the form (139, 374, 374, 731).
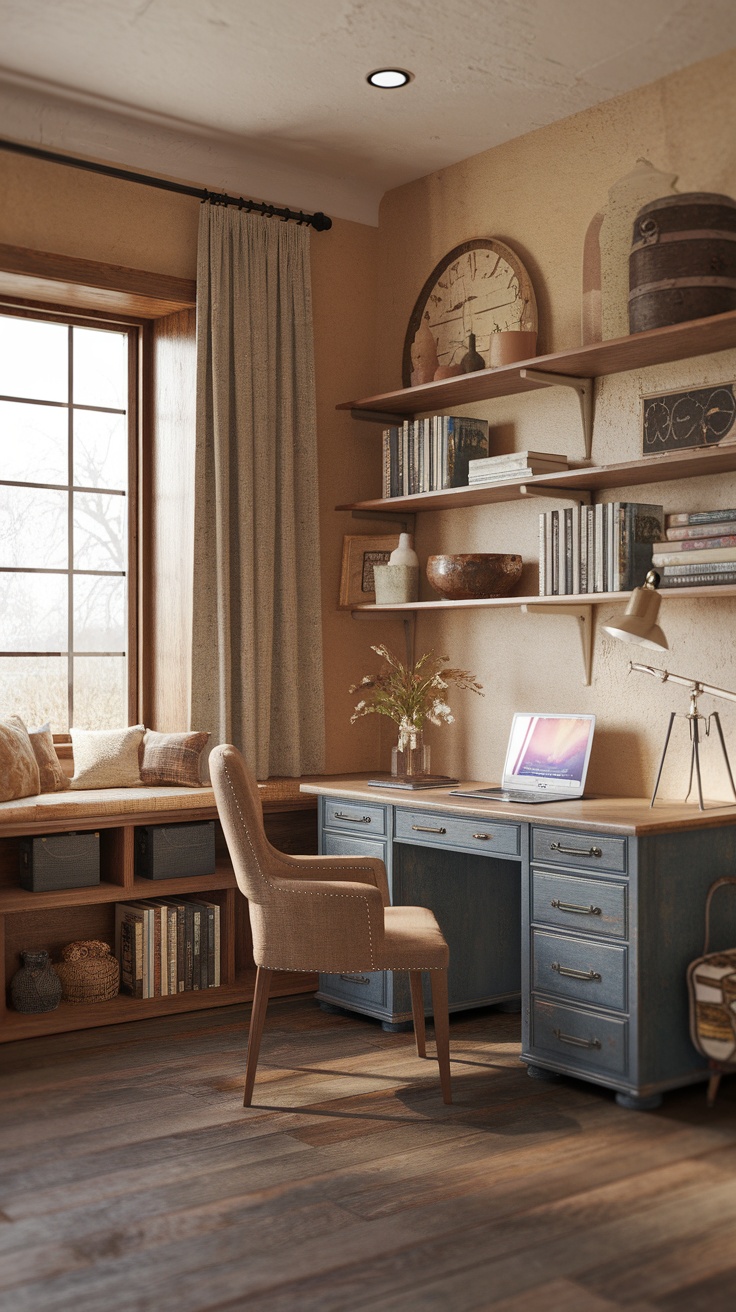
(629, 192, 736, 333)
(19, 832, 100, 892)
(135, 821, 216, 880)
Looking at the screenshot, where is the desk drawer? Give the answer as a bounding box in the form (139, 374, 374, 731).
(531, 998, 628, 1077)
(322, 832, 387, 863)
(319, 969, 386, 1009)
(395, 808, 520, 858)
(531, 870, 627, 939)
(532, 929, 628, 1012)
(323, 798, 387, 838)
(532, 827, 627, 874)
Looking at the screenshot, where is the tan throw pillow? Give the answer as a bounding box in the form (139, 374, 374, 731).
(70, 725, 145, 790)
(0, 716, 41, 803)
(140, 729, 210, 787)
(28, 723, 70, 793)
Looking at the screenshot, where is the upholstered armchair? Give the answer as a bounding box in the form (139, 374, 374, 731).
(209, 744, 451, 1105)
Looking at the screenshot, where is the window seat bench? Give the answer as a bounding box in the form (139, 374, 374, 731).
(0, 778, 317, 1041)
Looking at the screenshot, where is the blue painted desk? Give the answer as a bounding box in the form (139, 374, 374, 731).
(300, 778, 736, 1109)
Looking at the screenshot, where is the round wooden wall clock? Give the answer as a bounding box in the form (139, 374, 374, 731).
(402, 238, 538, 386)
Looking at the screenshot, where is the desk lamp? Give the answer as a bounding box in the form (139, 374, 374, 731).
(602, 570, 668, 651)
(628, 661, 736, 810)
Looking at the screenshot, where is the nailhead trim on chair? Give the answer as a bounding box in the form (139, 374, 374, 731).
(222, 759, 381, 967)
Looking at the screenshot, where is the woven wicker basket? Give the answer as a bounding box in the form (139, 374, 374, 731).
(56, 939, 120, 1004)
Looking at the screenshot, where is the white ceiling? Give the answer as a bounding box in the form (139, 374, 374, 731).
(1, 0, 735, 224)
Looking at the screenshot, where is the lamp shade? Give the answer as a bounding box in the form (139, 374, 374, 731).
(603, 571, 669, 651)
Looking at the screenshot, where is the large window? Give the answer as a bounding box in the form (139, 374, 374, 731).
(0, 311, 135, 731)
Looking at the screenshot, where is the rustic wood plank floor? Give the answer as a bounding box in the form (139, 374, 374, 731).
(1, 997, 735, 1311)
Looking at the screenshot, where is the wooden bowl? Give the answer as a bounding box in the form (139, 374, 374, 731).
(426, 553, 522, 600)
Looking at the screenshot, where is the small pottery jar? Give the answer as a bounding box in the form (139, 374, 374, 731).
(373, 563, 419, 604)
(460, 333, 486, 373)
(10, 949, 62, 1014)
(488, 330, 538, 367)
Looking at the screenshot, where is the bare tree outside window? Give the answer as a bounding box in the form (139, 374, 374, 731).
(0, 314, 131, 731)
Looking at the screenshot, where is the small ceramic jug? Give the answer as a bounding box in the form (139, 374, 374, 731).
(10, 949, 62, 1014)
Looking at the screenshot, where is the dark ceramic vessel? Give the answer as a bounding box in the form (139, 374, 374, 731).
(426, 553, 522, 600)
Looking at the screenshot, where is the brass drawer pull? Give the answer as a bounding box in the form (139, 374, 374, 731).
(412, 824, 447, 835)
(334, 812, 372, 824)
(472, 832, 492, 841)
(553, 1028, 601, 1050)
(551, 962, 602, 982)
(340, 973, 371, 985)
(550, 899, 602, 916)
(550, 841, 602, 859)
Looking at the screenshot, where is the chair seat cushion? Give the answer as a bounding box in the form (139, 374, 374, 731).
(375, 904, 449, 970)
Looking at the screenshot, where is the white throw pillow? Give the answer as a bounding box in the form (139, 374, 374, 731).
(70, 725, 145, 790)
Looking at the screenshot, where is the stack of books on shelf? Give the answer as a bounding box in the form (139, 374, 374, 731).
(538, 502, 664, 596)
(381, 415, 489, 497)
(468, 450, 571, 486)
(115, 895, 222, 999)
(653, 507, 736, 588)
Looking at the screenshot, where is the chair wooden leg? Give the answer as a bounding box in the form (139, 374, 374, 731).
(430, 968, 452, 1105)
(707, 1070, 722, 1108)
(244, 967, 272, 1107)
(409, 970, 426, 1058)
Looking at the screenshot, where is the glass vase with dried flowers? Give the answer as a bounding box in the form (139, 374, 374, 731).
(349, 644, 484, 783)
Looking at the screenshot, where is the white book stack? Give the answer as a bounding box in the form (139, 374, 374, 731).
(468, 450, 570, 486)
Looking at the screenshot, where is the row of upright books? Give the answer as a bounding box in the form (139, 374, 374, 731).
(538, 502, 664, 596)
(381, 416, 489, 497)
(652, 506, 736, 588)
(115, 895, 221, 999)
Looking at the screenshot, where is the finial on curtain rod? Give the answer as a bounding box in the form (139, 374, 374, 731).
(0, 137, 333, 231)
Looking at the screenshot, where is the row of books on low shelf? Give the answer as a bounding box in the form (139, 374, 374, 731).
(538, 502, 664, 596)
(381, 416, 489, 496)
(652, 506, 736, 588)
(467, 449, 572, 486)
(115, 895, 222, 999)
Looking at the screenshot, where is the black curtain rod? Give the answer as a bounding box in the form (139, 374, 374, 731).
(0, 137, 333, 232)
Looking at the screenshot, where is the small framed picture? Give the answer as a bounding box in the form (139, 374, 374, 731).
(642, 383, 736, 456)
(338, 534, 400, 608)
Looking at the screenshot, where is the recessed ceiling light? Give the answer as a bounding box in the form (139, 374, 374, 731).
(367, 69, 412, 89)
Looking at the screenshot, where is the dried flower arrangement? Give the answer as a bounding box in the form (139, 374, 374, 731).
(349, 645, 484, 750)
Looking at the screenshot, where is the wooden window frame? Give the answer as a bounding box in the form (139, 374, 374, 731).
(0, 246, 196, 729)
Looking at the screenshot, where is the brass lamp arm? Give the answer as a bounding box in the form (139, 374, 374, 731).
(628, 661, 736, 706)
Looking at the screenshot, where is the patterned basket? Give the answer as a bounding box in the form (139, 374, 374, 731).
(687, 877, 736, 1103)
(55, 939, 120, 1004)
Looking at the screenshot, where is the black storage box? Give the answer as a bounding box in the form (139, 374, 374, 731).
(19, 831, 100, 893)
(135, 821, 216, 880)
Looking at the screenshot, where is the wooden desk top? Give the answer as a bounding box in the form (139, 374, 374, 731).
(300, 776, 736, 837)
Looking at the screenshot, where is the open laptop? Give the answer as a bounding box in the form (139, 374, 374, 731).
(450, 712, 596, 804)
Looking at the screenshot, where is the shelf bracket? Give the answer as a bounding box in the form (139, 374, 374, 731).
(520, 602, 593, 686)
(519, 484, 591, 505)
(350, 408, 408, 426)
(519, 369, 594, 460)
(349, 509, 417, 531)
(350, 611, 416, 666)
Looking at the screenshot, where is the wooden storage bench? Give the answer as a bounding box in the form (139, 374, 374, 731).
(0, 782, 317, 1042)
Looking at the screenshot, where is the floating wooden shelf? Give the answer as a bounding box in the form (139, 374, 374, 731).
(338, 443, 736, 516)
(338, 309, 736, 420)
(351, 585, 736, 613)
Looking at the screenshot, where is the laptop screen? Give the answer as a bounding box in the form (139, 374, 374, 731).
(503, 713, 595, 796)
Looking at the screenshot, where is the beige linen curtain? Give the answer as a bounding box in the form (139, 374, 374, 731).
(191, 203, 325, 778)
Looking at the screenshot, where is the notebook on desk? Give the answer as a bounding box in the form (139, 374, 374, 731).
(451, 712, 596, 804)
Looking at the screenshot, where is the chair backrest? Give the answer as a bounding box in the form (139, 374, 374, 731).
(209, 743, 280, 906)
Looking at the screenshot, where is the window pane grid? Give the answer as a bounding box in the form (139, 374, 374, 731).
(0, 393, 126, 415)
(0, 314, 130, 729)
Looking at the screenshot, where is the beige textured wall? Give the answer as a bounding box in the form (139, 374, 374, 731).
(365, 48, 736, 798)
